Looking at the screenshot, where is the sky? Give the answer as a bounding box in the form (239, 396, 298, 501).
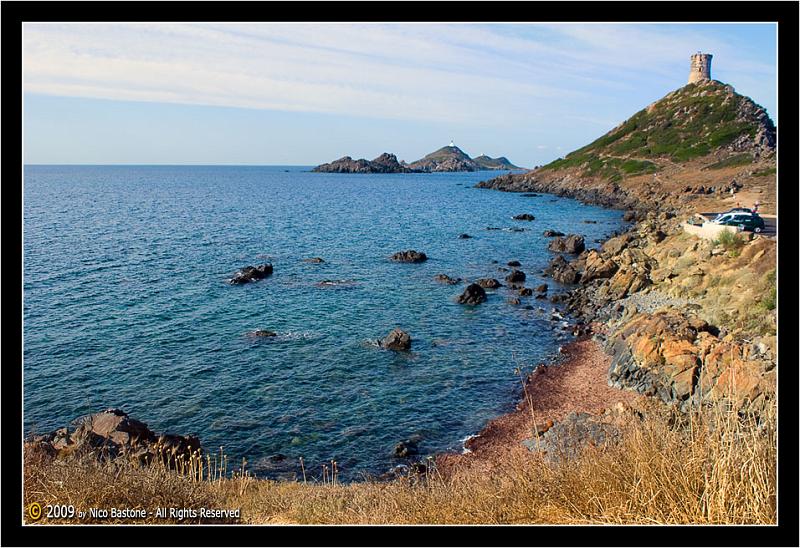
(23, 23, 777, 167)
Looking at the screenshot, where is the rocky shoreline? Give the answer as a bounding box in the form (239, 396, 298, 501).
(439, 167, 776, 476)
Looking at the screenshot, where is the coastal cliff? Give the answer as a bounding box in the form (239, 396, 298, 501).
(477, 78, 777, 418)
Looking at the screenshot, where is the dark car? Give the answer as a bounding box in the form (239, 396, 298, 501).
(715, 212, 765, 233)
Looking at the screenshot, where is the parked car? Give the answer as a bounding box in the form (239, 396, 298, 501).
(712, 207, 753, 222)
(713, 212, 765, 233)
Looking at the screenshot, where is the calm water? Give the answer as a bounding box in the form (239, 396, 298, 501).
(23, 165, 625, 480)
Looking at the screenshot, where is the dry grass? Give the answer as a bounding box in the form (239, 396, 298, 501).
(24, 399, 776, 525)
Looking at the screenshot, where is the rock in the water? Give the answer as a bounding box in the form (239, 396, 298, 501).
(457, 283, 487, 305)
(519, 287, 533, 296)
(548, 235, 585, 254)
(380, 328, 412, 351)
(507, 260, 522, 267)
(390, 250, 428, 263)
(545, 256, 581, 284)
(507, 297, 521, 305)
(434, 274, 461, 285)
(535, 283, 548, 293)
(512, 213, 536, 221)
(393, 437, 421, 457)
(230, 264, 273, 284)
(303, 257, 325, 263)
(252, 330, 278, 337)
(505, 270, 526, 285)
(476, 278, 502, 289)
(458, 233, 472, 239)
(543, 229, 565, 238)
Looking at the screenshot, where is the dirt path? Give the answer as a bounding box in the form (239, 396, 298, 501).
(435, 337, 644, 478)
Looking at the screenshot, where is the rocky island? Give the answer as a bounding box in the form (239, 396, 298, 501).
(312, 144, 521, 173)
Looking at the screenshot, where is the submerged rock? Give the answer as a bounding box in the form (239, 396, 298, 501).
(457, 283, 487, 305)
(543, 229, 565, 238)
(390, 250, 428, 263)
(512, 213, 536, 221)
(458, 233, 473, 239)
(229, 264, 273, 284)
(303, 257, 325, 264)
(251, 330, 278, 337)
(434, 274, 461, 285)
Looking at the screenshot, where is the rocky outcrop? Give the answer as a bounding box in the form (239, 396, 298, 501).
(605, 311, 774, 415)
(380, 328, 412, 351)
(313, 153, 414, 173)
(512, 213, 535, 221)
(548, 235, 585, 254)
(581, 250, 618, 283)
(25, 409, 201, 467)
(543, 229, 565, 237)
(230, 264, 273, 285)
(390, 250, 428, 263)
(457, 283, 487, 305)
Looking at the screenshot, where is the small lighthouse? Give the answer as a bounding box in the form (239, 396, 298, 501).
(688, 52, 712, 84)
(449, 139, 455, 148)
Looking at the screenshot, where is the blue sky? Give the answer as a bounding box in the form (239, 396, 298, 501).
(23, 23, 777, 166)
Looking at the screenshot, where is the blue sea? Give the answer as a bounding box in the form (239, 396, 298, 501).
(23, 165, 625, 480)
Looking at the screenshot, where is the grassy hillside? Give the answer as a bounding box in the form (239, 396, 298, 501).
(539, 80, 775, 184)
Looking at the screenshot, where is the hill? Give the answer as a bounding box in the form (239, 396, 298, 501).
(477, 80, 776, 214)
(407, 145, 480, 172)
(473, 154, 520, 170)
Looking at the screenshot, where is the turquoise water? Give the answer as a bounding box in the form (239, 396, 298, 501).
(23, 165, 625, 480)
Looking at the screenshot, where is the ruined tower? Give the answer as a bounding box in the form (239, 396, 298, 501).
(688, 52, 712, 84)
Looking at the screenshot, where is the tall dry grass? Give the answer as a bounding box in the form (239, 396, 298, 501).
(24, 399, 776, 525)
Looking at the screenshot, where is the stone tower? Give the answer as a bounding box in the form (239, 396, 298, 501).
(688, 52, 712, 84)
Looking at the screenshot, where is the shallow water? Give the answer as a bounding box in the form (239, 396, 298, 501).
(23, 165, 625, 480)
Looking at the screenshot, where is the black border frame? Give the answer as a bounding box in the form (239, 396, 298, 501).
(3, 2, 798, 546)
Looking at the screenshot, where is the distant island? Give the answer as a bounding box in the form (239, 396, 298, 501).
(312, 144, 521, 173)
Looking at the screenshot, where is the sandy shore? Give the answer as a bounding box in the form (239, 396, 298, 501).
(435, 334, 643, 477)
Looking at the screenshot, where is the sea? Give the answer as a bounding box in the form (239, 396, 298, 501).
(23, 165, 626, 481)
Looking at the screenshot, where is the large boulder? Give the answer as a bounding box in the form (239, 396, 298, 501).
(72, 408, 157, 448)
(380, 328, 412, 351)
(230, 264, 273, 285)
(390, 250, 428, 263)
(457, 283, 487, 305)
(548, 235, 585, 254)
(476, 278, 502, 289)
(512, 213, 535, 221)
(545, 256, 580, 284)
(543, 229, 565, 238)
(505, 270, 526, 285)
(581, 250, 618, 283)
